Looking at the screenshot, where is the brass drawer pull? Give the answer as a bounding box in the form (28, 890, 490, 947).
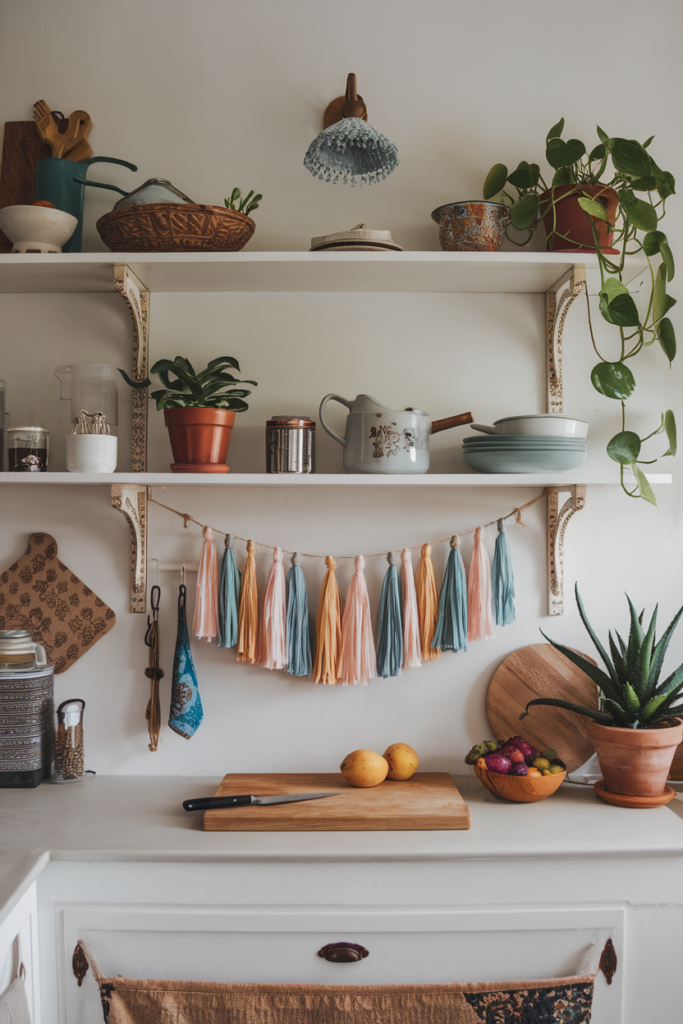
(318, 942, 369, 963)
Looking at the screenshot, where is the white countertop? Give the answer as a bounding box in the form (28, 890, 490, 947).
(3, 775, 683, 926)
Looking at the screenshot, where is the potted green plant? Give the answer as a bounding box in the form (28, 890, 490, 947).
(483, 120, 677, 502)
(520, 584, 683, 805)
(120, 356, 257, 473)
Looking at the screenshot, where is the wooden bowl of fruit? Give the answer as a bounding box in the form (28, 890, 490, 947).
(466, 736, 567, 803)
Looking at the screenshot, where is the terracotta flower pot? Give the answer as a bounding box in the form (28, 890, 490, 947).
(164, 408, 235, 473)
(587, 719, 683, 799)
(539, 183, 619, 253)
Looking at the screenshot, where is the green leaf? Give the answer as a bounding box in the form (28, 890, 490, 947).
(624, 682, 640, 714)
(565, 139, 586, 163)
(661, 240, 675, 281)
(657, 171, 676, 199)
(578, 196, 609, 221)
(552, 166, 574, 186)
(507, 161, 533, 190)
(574, 585, 618, 685)
(641, 694, 668, 720)
(597, 125, 610, 145)
(528, 164, 540, 187)
(510, 194, 540, 229)
(600, 278, 630, 301)
(591, 362, 636, 400)
(607, 431, 641, 464)
(634, 606, 658, 698)
(643, 135, 655, 149)
(483, 163, 508, 200)
(174, 356, 196, 376)
(625, 594, 645, 687)
(628, 176, 657, 192)
(546, 137, 568, 168)
(664, 409, 677, 455)
(206, 356, 242, 373)
(653, 263, 668, 322)
(644, 602, 683, 699)
(611, 138, 652, 178)
(589, 143, 606, 161)
(520, 698, 614, 727)
(643, 230, 667, 257)
(618, 189, 658, 232)
(598, 284, 640, 327)
(539, 629, 619, 703)
(609, 631, 628, 684)
(632, 464, 657, 505)
(658, 319, 676, 365)
(546, 118, 565, 143)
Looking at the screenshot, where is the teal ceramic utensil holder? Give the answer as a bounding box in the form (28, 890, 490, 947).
(35, 156, 137, 252)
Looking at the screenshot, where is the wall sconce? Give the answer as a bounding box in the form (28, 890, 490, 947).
(303, 73, 398, 187)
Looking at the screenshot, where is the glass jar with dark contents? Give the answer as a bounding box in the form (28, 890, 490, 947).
(8, 427, 49, 472)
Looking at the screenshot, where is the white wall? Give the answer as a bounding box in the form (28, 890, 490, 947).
(0, 0, 682, 776)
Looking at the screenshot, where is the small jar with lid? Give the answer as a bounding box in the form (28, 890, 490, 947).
(266, 416, 315, 474)
(52, 698, 85, 783)
(8, 427, 49, 472)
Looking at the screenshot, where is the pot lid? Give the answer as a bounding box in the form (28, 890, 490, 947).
(310, 223, 403, 251)
(267, 416, 316, 428)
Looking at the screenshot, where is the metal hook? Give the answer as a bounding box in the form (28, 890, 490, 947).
(180, 564, 185, 586)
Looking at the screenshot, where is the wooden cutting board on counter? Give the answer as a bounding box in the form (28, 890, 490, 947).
(203, 773, 470, 831)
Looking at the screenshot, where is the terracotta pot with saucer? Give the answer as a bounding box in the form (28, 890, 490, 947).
(539, 184, 619, 253)
(587, 719, 683, 807)
(164, 408, 235, 473)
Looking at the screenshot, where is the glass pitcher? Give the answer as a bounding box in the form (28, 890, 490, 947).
(55, 363, 119, 432)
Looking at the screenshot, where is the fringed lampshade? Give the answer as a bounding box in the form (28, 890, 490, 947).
(304, 73, 398, 187)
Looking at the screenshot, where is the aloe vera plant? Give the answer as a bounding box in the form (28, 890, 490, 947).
(119, 356, 257, 411)
(520, 584, 683, 729)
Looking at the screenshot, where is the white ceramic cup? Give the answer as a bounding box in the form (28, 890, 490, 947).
(66, 434, 118, 473)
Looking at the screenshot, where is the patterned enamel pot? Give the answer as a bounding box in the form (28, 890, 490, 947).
(319, 394, 431, 474)
(431, 201, 510, 252)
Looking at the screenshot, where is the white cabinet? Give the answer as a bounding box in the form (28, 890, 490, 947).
(0, 883, 41, 1021)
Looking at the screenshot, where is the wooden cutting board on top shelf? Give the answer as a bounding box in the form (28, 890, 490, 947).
(203, 773, 470, 831)
(486, 643, 598, 773)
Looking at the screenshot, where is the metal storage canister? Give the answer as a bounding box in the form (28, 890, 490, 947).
(266, 416, 315, 474)
(0, 630, 54, 788)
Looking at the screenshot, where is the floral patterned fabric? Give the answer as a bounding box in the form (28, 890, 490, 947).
(168, 584, 203, 739)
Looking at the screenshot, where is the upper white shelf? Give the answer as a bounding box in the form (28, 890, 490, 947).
(0, 250, 606, 295)
(0, 472, 672, 487)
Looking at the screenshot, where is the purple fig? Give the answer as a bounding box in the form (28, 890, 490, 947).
(484, 753, 512, 775)
(499, 745, 525, 764)
(509, 763, 528, 776)
(506, 736, 538, 761)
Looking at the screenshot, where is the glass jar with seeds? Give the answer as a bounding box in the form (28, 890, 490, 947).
(52, 698, 85, 783)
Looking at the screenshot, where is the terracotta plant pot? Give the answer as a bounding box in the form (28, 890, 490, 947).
(587, 719, 683, 799)
(539, 183, 619, 253)
(164, 408, 235, 473)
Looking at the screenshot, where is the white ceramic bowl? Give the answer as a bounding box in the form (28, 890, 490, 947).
(0, 205, 78, 254)
(472, 415, 589, 439)
(66, 435, 117, 473)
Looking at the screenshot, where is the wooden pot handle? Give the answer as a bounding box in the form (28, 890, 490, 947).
(431, 411, 474, 434)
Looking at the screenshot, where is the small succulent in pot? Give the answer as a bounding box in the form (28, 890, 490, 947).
(120, 356, 257, 411)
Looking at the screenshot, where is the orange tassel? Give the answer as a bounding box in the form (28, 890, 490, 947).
(237, 540, 259, 663)
(415, 543, 441, 661)
(313, 556, 342, 684)
(467, 527, 494, 642)
(193, 526, 218, 641)
(338, 555, 376, 686)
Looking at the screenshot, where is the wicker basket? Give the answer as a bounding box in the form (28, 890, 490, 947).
(96, 203, 255, 253)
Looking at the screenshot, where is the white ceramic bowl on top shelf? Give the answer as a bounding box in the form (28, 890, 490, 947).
(472, 414, 589, 439)
(0, 205, 78, 254)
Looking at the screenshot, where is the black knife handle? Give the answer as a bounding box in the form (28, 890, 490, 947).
(182, 795, 253, 812)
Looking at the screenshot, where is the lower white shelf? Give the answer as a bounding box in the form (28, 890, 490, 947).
(0, 471, 672, 487)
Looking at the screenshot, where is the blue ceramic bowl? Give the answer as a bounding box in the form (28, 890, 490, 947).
(463, 449, 587, 473)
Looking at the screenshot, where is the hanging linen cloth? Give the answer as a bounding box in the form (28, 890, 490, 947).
(169, 584, 203, 739)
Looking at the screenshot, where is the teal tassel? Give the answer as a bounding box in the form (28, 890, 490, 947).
(492, 519, 515, 626)
(286, 552, 312, 676)
(432, 535, 467, 652)
(217, 534, 241, 648)
(377, 552, 403, 678)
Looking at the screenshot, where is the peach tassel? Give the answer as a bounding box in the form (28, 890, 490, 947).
(467, 527, 494, 641)
(338, 555, 376, 686)
(313, 556, 342, 684)
(415, 543, 441, 661)
(401, 548, 422, 670)
(237, 540, 259, 663)
(258, 547, 288, 671)
(193, 526, 218, 641)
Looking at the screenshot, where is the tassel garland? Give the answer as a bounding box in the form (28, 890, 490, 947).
(217, 534, 241, 648)
(259, 547, 288, 670)
(492, 519, 516, 626)
(467, 527, 494, 642)
(415, 543, 441, 661)
(313, 556, 343, 684)
(193, 526, 218, 641)
(237, 540, 259, 663)
(338, 555, 377, 685)
(376, 552, 403, 678)
(432, 535, 468, 652)
(286, 552, 312, 677)
(401, 548, 422, 670)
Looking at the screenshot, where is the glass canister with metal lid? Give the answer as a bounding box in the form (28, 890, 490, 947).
(52, 699, 85, 783)
(266, 416, 315, 474)
(0, 630, 54, 788)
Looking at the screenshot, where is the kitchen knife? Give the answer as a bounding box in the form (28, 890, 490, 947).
(183, 792, 341, 812)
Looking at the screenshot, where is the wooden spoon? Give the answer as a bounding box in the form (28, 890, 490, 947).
(63, 110, 92, 163)
(32, 100, 89, 160)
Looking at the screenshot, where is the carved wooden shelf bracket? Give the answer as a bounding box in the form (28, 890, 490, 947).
(111, 483, 148, 613)
(546, 265, 586, 415)
(546, 484, 586, 617)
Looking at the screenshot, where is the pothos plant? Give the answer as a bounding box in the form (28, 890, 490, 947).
(483, 120, 677, 503)
(120, 356, 257, 411)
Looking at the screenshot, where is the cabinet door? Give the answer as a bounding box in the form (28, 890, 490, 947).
(0, 883, 41, 1023)
(56, 905, 624, 1024)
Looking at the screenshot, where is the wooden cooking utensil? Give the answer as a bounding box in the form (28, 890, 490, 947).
(32, 100, 84, 159)
(63, 110, 92, 163)
(486, 643, 598, 773)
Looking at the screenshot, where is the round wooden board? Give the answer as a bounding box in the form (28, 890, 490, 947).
(486, 643, 598, 773)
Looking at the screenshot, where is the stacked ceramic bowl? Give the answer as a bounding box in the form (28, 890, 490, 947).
(463, 414, 588, 473)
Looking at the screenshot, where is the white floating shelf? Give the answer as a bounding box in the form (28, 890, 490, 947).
(0, 472, 671, 487)
(0, 250, 607, 295)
